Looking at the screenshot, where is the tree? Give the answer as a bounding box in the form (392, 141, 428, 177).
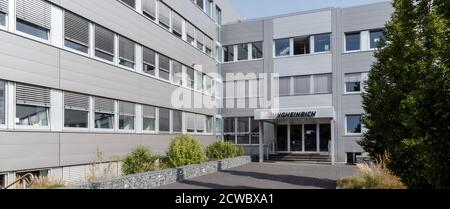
(360, 0, 450, 188)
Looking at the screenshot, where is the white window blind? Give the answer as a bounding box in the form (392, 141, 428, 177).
(64, 12, 89, 47)
(95, 25, 115, 55)
(0, 0, 8, 14)
(187, 22, 195, 39)
(143, 47, 156, 66)
(186, 113, 195, 132)
(158, 2, 170, 28)
(16, 0, 51, 29)
(94, 97, 115, 114)
(119, 101, 135, 116)
(196, 114, 205, 132)
(172, 12, 182, 35)
(314, 74, 332, 93)
(143, 105, 155, 118)
(345, 73, 362, 83)
(119, 36, 135, 62)
(16, 83, 51, 107)
(64, 92, 90, 111)
(294, 76, 311, 94)
(142, 0, 156, 19)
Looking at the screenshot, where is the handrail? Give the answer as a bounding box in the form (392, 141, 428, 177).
(3, 173, 35, 189)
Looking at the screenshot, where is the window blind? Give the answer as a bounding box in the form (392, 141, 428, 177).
(314, 74, 332, 93)
(143, 47, 156, 65)
(94, 97, 115, 114)
(196, 114, 205, 132)
(64, 92, 90, 111)
(142, 105, 155, 118)
(205, 36, 212, 49)
(187, 113, 195, 131)
(172, 12, 182, 34)
(293, 76, 310, 94)
(159, 54, 170, 70)
(345, 73, 362, 83)
(16, 0, 51, 29)
(120, 0, 135, 8)
(0, 0, 8, 14)
(158, 2, 170, 28)
(186, 22, 195, 38)
(119, 101, 135, 116)
(196, 30, 204, 44)
(172, 110, 182, 132)
(119, 36, 135, 62)
(95, 25, 115, 55)
(16, 83, 51, 107)
(64, 11, 89, 46)
(142, 0, 156, 19)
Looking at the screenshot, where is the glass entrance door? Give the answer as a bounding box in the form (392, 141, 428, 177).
(276, 125, 288, 152)
(320, 124, 331, 152)
(304, 124, 317, 152)
(290, 125, 303, 151)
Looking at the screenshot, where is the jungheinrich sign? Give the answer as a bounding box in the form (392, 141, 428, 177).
(274, 111, 317, 119)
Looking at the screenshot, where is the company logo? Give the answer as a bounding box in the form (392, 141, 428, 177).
(270, 111, 317, 119)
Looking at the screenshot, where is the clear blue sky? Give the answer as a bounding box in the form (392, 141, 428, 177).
(230, 0, 391, 20)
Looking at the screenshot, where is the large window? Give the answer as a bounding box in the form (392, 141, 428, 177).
(345, 73, 362, 93)
(293, 75, 311, 95)
(215, 6, 222, 25)
(172, 61, 183, 86)
(158, 2, 171, 30)
(237, 43, 248, 61)
(95, 25, 115, 62)
(159, 54, 170, 81)
(159, 107, 170, 132)
(186, 67, 195, 89)
(64, 92, 89, 128)
(16, 0, 51, 40)
(275, 38, 290, 57)
(119, 101, 135, 130)
(205, 37, 213, 56)
(120, 0, 135, 8)
(15, 83, 50, 127)
(186, 112, 195, 133)
(186, 22, 196, 46)
(143, 47, 156, 76)
(0, 80, 5, 125)
(294, 36, 310, 55)
(252, 42, 263, 59)
(236, 117, 249, 144)
(370, 30, 384, 49)
(314, 74, 332, 94)
(64, 12, 90, 53)
(346, 115, 362, 134)
(142, 105, 156, 131)
(224, 117, 235, 143)
(250, 118, 260, 144)
(119, 36, 135, 69)
(314, 33, 331, 52)
(195, 71, 203, 91)
(142, 0, 156, 20)
(172, 110, 182, 133)
(94, 97, 115, 129)
(223, 45, 234, 62)
(205, 0, 213, 17)
(0, 12, 5, 27)
(196, 29, 204, 51)
(195, 0, 204, 10)
(279, 77, 291, 96)
(345, 32, 361, 51)
(172, 12, 182, 38)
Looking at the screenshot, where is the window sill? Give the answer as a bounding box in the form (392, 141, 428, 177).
(273, 51, 331, 59)
(62, 128, 90, 133)
(223, 58, 264, 64)
(15, 31, 51, 45)
(343, 49, 375, 54)
(14, 126, 51, 132)
(344, 133, 363, 137)
(344, 92, 362, 95)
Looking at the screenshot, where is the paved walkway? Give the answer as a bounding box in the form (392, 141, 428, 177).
(158, 162, 359, 189)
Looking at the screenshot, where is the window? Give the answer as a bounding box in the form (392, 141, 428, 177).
(64, 12, 89, 53)
(94, 97, 115, 129)
(223, 45, 234, 62)
(186, 67, 195, 89)
(143, 47, 156, 76)
(294, 36, 310, 55)
(172, 61, 183, 86)
(0, 12, 5, 27)
(224, 117, 235, 143)
(172, 12, 182, 38)
(142, 0, 156, 20)
(237, 43, 248, 61)
(345, 73, 362, 93)
(195, 71, 203, 91)
(204, 75, 213, 94)
(275, 39, 290, 57)
(159, 108, 170, 132)
(250, 118, 260, 144)
(314, 33, 331, 52)
(346, 115, 362, 134)
(64, 92, 89, 128)
(0, 0, 6, 27)
(16, 0, 51, 40)
(215, 6, 222, 25)
(205, 0, 213, 17)
(196, 114, 205, 133)
(206, 116, 213, 133)
(159, 2, 171, 30)
(120, 0, 135, 8)
(15, 83, 50, 127)
(314, 74, 332, 94)
(95, 25, 115, 62)
(0, 174, 5, 188)
(205, 37, 213, 56)
(159, 54, 170, 81)
(119, 101, 135, 130)
(186, 112, 195, 132)
(119, 36, 135, 69)
(186, 22, 196, 46)
(142, 105, 156, 131)
(293, 75, 311, 95)
(345, 32, 361, 51)
(196, 0, 204, 10)
(196, 29, 204, 51)
(237, 117, 249, 144)
(279, 77, 291, 96)
(0, 80, 5, 125)
(370, 30, 384, 49)
(252, 42, 263, 59)
(172, 110, 182, 132)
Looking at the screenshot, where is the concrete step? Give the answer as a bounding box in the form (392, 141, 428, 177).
(269, 153, 331, 163)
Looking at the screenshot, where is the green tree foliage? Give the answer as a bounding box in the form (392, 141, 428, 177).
(361, 0, 450, 188)
(167, 135, 205, 168)
(206, 141, 245, 160)
(122, 146, 158, 175)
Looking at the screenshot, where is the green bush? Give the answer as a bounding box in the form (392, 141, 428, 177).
(205, 141, 246, 160)
(167, 135, 205, 168)
(122, 146, 158, 175)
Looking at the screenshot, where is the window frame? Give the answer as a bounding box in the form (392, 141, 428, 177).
(63, 11, 90, 55)
(118, 101, 136, 132)
(274, 38, 291, 57)
(158, 107, 170, 133)
(369, 29, 384, 49)
(15, 18, 50, 43)
(344, 73, 363, 94)
(345, 32, 361, 52)
(0, 80, 5, 128)
(345, 114, 363, 135)
(14, 84, 51, 131)
(142, 105, 157, 133)
(93, 97, 116, 132)
(63, 92, 90, 131)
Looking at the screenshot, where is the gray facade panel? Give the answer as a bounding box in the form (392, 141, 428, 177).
(0, 31, 60, 89)
(342, 51, 376, 73)
(273, 10, 332, 39)
(222, 60, 264, 78)
(221, 20, 263, 46)
(342, 2, 393, 32)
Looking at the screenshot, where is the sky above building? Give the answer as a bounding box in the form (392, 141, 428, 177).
(230, 0, 392, 20)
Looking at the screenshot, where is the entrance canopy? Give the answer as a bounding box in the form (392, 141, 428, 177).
(254, 107, 335, 121)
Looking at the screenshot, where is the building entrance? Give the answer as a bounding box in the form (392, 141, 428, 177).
(276, 123, 331, 153)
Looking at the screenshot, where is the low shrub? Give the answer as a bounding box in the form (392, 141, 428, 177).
(25, 176, 66, 189)
(122, 146, 158, 175)
(337, 162, 406, 189)
(167, 135, 205, 168)
(205, 141, 245, 160)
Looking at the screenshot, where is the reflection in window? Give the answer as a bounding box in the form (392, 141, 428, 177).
(94, 97, 115, 129)
(345, 73, 362, 93)
(223, 45, 234, 62)
(346, 115, 362, 134)
(143, 105, 156, 131)
(370, 30, 384, 49)
(294, 36, 310, 55)
(237, 43, 248, 61)
(159, 108, 170, 132)
(16, 105, 49, 126)
(0, 12, 5, 26)
(314, 33, 331, 52)
(119, 101, 135, 130)
(252, 42, 263, 59)
(275, 39, 290, 57)
(16, 19, 49, 40)
(172, 110, 182, 133)
(346, 32, 361, 51)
